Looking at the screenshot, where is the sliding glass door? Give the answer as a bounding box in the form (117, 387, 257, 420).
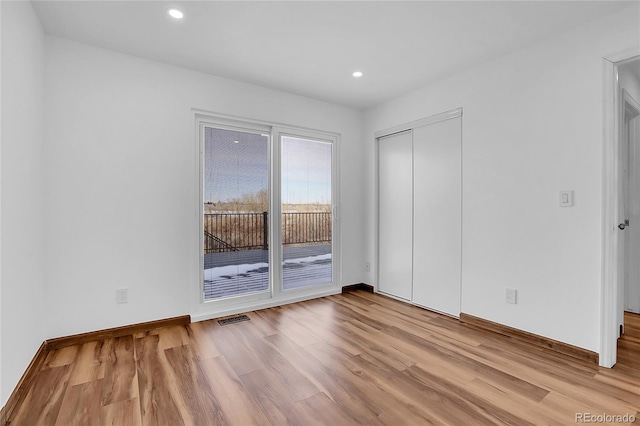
(281, 135, 333, 290)
(202, 126, 270, 301)
(200, 120, 337, 304)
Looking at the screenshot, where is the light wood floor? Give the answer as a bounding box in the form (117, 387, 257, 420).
(6, 291, 640, 425)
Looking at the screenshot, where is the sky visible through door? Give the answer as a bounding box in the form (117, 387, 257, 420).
(203, 127, 270, 300)
(281, 135, 332, 290)
(203, 128, 333, 301)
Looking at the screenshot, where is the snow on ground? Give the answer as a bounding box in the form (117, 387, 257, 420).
(204, 262, 268, 280)
(204, 253, 332, 279)
(283, 253, 331, 264)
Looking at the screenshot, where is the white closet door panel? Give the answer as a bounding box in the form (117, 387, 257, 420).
(412, 117, 461, 316)
(378, 131, 413, 300)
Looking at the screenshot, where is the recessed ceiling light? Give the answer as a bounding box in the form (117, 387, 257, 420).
(233, 140, 240, 144)
(168, 8, 184, 19)
(352, 71, 363, 78)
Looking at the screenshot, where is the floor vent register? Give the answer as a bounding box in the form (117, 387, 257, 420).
(218, 314, 251, 326)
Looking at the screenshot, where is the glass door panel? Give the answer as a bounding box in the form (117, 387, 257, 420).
(281, 136, 332, 290)
(203, 126, 269, 300)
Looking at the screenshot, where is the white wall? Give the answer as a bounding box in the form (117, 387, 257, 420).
(0, 1, 46, 406)
(364, 5, 640, 353)
(44, 37, 364, 338)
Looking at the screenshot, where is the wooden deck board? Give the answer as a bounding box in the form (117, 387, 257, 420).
(204, 244, 331, 268)
(204, 244, 332, 299)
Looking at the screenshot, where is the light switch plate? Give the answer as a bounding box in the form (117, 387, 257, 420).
(559, 190, 573, 207)
(116, 288, 128, 304)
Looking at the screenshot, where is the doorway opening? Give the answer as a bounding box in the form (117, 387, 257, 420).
(601, 52, 640, 368)
(619, 79, 640, 318)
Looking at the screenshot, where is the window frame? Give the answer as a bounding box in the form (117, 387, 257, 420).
(197, 117, 273, 308)
(272, 127, 340, 298)
(192, 112, 341, 321)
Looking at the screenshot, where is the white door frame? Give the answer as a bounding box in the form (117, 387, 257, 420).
(600, 48, 640, 368)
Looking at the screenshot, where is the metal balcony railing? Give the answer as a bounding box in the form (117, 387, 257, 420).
(204, 212, 331, 254)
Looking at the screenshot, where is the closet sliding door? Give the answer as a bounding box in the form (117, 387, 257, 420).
(412, 117, 461, 316)
(376, 109, 462, 317)
(378, 130, 413, 300)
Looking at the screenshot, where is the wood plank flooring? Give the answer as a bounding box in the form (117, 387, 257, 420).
(6, 291, 640, 425)
(619, 311, 640, 374)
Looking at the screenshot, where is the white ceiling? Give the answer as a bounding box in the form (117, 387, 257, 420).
(32, 1, 633, 110)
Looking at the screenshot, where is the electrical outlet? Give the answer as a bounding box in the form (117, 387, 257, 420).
(365, 262, 371, 272)
(116, 288, 128, 304)
(505, 288, 517, 304)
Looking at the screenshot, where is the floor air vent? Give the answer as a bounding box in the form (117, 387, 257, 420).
(218, 315, 250, 326)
